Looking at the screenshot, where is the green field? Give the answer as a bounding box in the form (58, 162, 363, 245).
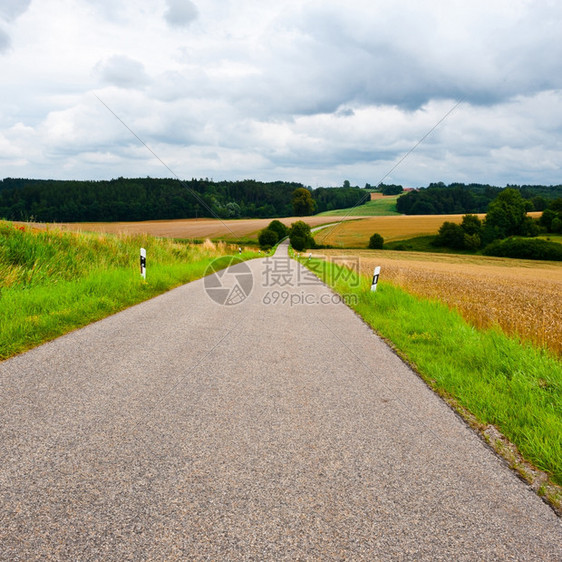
(297, 254, 562, 509)
(318, 195, 401, 216)
(539, 234, 562, 244)
(0, 221, 260, 359)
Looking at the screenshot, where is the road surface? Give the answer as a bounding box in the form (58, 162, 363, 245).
(0, 242, 560, 560)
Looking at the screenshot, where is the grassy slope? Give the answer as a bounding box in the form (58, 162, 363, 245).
(298, 255, 562, 504)
(318, 195, 400, 216)
(0, 222, 260, 360)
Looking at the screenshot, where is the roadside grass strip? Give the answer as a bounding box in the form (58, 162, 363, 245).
(299, 256, 562, 506)
(0, 221, 259, 360)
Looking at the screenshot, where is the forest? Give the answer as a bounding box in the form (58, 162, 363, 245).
(0, 177, 365, 222)
(396, 182, 562, 215)
(1, 177, 562, 222)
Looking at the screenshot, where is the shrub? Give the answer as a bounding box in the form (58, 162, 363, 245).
(267, 220, 289, 240)
(290, 235, 307, 251)
(521, 216, 540, 237)
(461, 214, 482, 236)
(258, 228, 278, 249)
(368, 233, 384, 249)
(540, 209, 557, 231)
(289, 220, 315, 250)
(463, 233, 481, 251)
(435, 222, 466, 249)
(483, 237, 562, 261)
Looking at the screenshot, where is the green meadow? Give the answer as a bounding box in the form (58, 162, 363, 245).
(0, 221, 258, 360)
(318, 195, 400, 216)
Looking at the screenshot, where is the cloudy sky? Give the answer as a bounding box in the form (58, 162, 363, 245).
(1, 0, 562, 187)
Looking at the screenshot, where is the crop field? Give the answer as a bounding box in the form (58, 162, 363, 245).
(314, 212, 543, 247)
(313, 248, 562, 355)
(314, 214, 483, 246)
(318, 194, 400, 217)
(31, 216, 355, 241)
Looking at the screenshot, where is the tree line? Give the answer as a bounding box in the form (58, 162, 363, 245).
(433, 189, 562, 259)
(0, 177, 366, 222)
(396, 182, 562, 215)
(2, 176, 561, 223)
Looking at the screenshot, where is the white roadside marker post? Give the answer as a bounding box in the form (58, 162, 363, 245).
(140, 247, 146, 280)
(371, 266, 381, 292)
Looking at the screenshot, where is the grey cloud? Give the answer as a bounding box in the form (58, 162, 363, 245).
(95, 55, 150, 89)
(0, 27, 10, 52)
(0, 0, 32, 22)
(237, 2, 562, 119)
(165, 0, 198, 28)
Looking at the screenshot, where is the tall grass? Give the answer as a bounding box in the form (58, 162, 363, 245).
(0, 222, 257, 359)
(300, 255, 562, 491)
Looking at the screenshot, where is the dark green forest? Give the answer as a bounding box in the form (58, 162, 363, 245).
(0, 177, 365, 222)
(1, 177, 562, 222)
(396, 182, 562, 215)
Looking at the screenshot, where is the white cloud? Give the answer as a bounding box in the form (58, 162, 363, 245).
(0, 0, 562, 185)
(164, 0, 198, 28)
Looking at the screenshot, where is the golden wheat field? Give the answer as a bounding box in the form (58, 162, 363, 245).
(33, 216, 353, 241)
(314, 212, 543, 247)
(313, 249, 562, 355)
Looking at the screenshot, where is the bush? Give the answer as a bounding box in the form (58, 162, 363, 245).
(435, 222, 466, 249)
(368, 233, 384, 249)
(380, 184, 403, 196)
(258, 228, 279, 249)
(521, 216, 540, 237)
(483, 238, 562, 261)
(540, 208, 557, 231)
(267, 220, 289, 240)
(463, 233, 481, 251)
(461, 214, 482, 236)
(289, 220, 315, 250)
(290, 235, 307, 251)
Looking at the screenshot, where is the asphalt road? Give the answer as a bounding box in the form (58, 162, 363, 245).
(1, 242, 561, 560)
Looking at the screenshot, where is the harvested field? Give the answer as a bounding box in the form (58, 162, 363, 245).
(314, 212, 543, 247)
(30, 216, 354, 241)
(313, 249, 562, 355)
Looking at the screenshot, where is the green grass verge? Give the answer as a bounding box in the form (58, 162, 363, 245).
(299, 256, 562, 488)
(0, 221, 260, 360)
(318, 196, 401, 216)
